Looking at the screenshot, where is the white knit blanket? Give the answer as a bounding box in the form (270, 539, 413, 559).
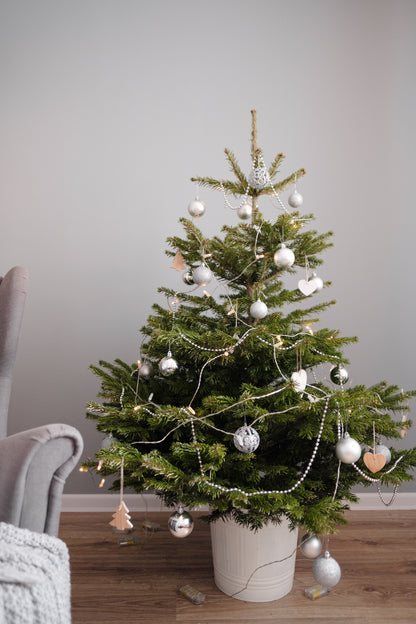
(0, 522, 71, 623)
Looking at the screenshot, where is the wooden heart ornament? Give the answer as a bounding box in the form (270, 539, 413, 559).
(363, 451, 386, 473)
(291, 369, 307, 393)
(298, 279, 317, 296)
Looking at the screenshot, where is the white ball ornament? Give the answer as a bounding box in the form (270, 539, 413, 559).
(237, 203, 252, 220)
(300, 534, 322, 559)
(187, 198, 206, 218)
(158, 351, 178, 376)
(192, 264, 212, 286)
(288, 189, 304, 207)
(273, 243, 295, 268)
(312, 551, 341, 588)
(310, 272, 324, 292)
(335, 432, 361, 464)
(249, 299, 268, 320)
(168, 506, 194, 538)
(375, 444, 391, 465)
(233, 425, 260, 453)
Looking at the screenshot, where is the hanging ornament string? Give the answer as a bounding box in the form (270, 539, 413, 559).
(188, 353, 225, 408)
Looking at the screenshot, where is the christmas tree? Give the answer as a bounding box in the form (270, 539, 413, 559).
(87, 110, 416, 536)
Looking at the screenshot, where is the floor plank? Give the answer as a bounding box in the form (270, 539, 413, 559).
(59, 510, 416, 624)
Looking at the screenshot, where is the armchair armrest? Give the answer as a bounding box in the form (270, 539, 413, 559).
(0, 424, 83, 535)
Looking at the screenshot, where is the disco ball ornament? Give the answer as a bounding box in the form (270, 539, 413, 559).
(192, 264, 212, 286)
(375, 444, 392, 465)
(300, 534, 322, 559)
(335, 432, 361, 464)
(233, 425, 260, 453)
(168, 506, 194, 538)
(312, 551, 341, 588)
(138, 361, 151, 379)
(248, 166, 270, 190)
(273, 243, 295, 268)
(237, 202, 252, 220)
(158, 351, 178, 376)
(182, 270, 194, 285)
(187, 198, 206, 218)
(288, 189, 304, 207)
(249, 299, 268, 320)
(330, 364, 349, 385)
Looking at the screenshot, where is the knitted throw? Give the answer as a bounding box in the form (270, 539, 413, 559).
(0, 522, 71, 623)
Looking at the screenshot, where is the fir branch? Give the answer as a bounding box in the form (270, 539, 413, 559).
(190, 176, 247, 197)
(224, 148, 248, 186)
(268, 153, 285, 179)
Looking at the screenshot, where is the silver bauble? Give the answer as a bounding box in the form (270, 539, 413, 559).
(310, 272, 324, 292)
(182, 270, 194, 285)
(168, 506, 194, 538)
(192, 264, 212, 286)
(273, 243, 295, 268)
(375, 444, 392, 465)
(288, 190, 304, 207)
(187, 198, 206, 218)
(101, 434, 114, 450)
(300, 534, 323, 559)
(249, 299, 268, 320)
(330, 364, 349, 385)
(237, 202, 252, 220)
(233, 425, 260, 453)
(158, 352, 178, 376)
(312, 551, 341, 588)
(335, 432, 361, 464)
(138, 361, 151, 379)
(248, 166, 270, 190)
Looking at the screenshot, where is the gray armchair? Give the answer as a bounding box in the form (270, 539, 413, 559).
(0, 266, 83, 536)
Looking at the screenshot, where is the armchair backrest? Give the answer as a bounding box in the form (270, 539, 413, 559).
(0, 266, 28, 438)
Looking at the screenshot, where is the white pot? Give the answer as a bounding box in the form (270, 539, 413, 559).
(210, 515, 298, 602)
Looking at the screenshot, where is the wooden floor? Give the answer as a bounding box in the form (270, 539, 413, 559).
(59, 510, 416, 624)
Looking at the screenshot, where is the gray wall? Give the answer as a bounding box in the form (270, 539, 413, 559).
(1, 0, 415, 494)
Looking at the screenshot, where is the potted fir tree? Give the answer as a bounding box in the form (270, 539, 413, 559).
(86, 111, 416, 602)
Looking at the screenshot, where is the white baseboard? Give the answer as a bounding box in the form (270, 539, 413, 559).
(61, 491, 416, 513)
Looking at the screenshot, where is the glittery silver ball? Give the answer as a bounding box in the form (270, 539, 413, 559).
(158, 352, 178, 376)
(335, 432, 361, 464)
(168, 507, 194, 538)
(138, 361, 152, 379)
(237, 203, 252, 220)
(312, 551, 341, 588)
(330, 364, 349, 385)
(233, 425, 260, 453)
(375, 444, 391, 464)
(273, 243, 295, 268)
(188, 198, 206, 218)
(249, 299, 268, 320)
(192, 264, 212, 286)
(300, 534, 323, 559)
(182, 270, 194, 285)
(288, 190, 304, 207)
(248, 166, 270, 190)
